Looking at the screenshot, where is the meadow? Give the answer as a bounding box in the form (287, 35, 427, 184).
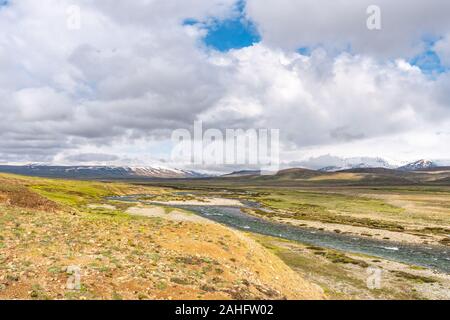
(0, 171, 449, 300)
(0, 173, 322, 300)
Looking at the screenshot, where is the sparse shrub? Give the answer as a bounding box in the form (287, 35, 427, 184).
(170, 277, 190, 285)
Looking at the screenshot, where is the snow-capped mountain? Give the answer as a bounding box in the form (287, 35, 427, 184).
(0, 165, 206, 179)
(318, 157, 393, 172)
(126, 166, 206, 178)
(398, 159, 438, 171)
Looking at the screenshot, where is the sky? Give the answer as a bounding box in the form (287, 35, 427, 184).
(1, 0, 450, 169)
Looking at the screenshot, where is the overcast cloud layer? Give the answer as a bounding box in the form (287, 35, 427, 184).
(0, 0, 450, 167)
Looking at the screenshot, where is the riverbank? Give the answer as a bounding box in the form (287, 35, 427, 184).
(107, 193, 450, 273)
(247, 211, 445, 247)
(251, 234, 450, 300)
(88, 198, 450, 300)
(151, 197, 243, 207)
(0, 173, 325, 300)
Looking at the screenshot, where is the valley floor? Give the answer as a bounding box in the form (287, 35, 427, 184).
(1, 173, 449, 300)
(0, 174, 323, 300)
(252, 234, 450, 300)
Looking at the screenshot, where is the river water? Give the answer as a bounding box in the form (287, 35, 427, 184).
(108, 195, 450, 273)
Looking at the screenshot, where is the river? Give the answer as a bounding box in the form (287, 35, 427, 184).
(108, 195, 450, 273)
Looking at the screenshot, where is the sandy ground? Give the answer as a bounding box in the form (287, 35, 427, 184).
(87, 204, 117, 210)
(126, 205, 213, 224)
(151, 197, 243, 207)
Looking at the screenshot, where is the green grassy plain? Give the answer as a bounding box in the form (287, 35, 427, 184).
(1, 171, 449, 299)
(0, 173, 324, 300)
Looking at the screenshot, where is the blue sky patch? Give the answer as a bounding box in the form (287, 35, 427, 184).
(183, 18, 198, 26)
(203, 18, 260, 52)
(184, 1, 261, 52)
(411, 50, 446, 74)
(297, 47, 312, 56)
(410, 38, 448, 75)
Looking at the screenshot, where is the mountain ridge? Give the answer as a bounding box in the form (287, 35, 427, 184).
(0, 158, 448, 180)
(0, 165, 206, 179)
(398, 159, 438, 171)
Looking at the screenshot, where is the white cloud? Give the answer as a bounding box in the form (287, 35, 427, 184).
(0, 0, 449, 166)
(435, 35, 450, 67)
(0, 0, 234, 161)
(202, 45, 450, 149)
(245, 0, 450, 59)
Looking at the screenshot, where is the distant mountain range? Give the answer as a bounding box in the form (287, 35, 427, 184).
(217, 165, 450, 187)
(318, 159, 438, 172)
(0, 165, 205, 179)
(0, 159, 446, 180)
(222, 170, 261, 177)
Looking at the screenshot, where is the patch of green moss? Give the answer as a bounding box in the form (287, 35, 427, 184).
(393, 271, 437, 284)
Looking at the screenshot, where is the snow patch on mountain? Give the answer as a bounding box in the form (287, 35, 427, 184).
(398, 159, 438, 171)
(0, 165, 207, 179)
(290, 155, 395, 172)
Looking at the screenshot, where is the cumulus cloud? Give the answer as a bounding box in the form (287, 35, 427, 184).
(435, 35, 450, 67)
(0, 0, 233, 161)
(245, 0, 450, 59)
(0, 0, 449, 166)
(203, 45, 450, 148)
(64, 153, 119, 163)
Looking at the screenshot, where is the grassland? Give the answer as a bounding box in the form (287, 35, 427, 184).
(251, 234, 450, 300)
(239, 187, 450, 246)
(1, 170, 449, 300)
(132, 172, 450, 299)
(145, 176, 450, 246)
(0, 173, 324, 300)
